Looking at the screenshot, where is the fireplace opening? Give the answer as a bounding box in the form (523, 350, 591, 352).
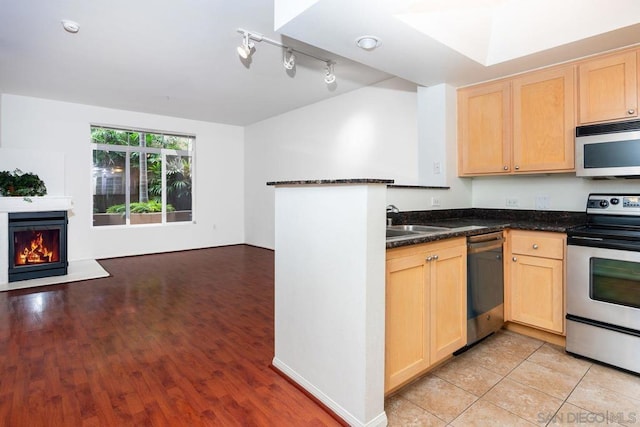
(8, 211, 68, 282)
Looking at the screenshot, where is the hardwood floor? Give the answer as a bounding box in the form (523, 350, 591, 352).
(0, 245, 342, 426)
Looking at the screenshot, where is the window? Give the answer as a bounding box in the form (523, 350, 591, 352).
(91, 126, 194, 227)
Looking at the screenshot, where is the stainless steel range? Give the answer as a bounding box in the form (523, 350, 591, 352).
(566, 193, 640, 374)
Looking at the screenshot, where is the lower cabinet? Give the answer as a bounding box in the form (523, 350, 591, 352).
(385, 238, 467, 393)
(506, 230, 565, 334)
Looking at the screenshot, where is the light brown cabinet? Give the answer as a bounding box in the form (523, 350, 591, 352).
(578, 50, 638, 124)
(458, 65, 575, 176)
(458, 82, 511, 175)
(506, 230, 565, 334)
(385, 238, 466, 393)
(512, 67, 575, 172)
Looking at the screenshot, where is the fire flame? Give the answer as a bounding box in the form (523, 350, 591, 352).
(15, 232, 57, 265)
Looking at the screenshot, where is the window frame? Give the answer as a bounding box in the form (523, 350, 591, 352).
(90, 125, 195, 228)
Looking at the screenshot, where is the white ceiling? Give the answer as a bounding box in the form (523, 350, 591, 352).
(1, 0, 639, 126)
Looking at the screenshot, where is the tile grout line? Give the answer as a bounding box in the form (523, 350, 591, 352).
(485, 343, 605, 426)
(465, 344, 542, 425)
(540, 363, 593, 427)
(388, 331, 636, 426)
(452, 337, 593, 426)
(440, 337, 545, 426)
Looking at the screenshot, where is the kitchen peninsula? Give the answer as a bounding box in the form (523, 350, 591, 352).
(267, 179, 391, 427)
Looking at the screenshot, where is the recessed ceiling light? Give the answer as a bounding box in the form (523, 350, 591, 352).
(61, 20, 80, 34)
(356, 36, 380, 50)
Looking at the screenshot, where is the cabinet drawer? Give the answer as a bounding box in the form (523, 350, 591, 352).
(510, 231, 564, 259)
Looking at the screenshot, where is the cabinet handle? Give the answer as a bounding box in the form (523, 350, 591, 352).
(515, 165, 520, 170)
(628, 109, 636, 115)
(433, 255, 439, 260)
(512, 256, 517, 262)
(503, 166, 508, 171)
(426, 256, 433, 262)
(532, 244, 539, 249)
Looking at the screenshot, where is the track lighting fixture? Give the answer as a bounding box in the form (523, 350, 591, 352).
(237, 31, 255, 59)
(324, 62, 336, 84)
(237, 28, 336, 84)
(283, 49, 296, 70)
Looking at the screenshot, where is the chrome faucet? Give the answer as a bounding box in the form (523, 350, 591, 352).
(386, 205, 399, 226)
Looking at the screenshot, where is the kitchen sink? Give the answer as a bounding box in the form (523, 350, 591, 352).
(387, 225, 450, 232)
(386, 224, 450, 240)
(386, 229, 418, 238)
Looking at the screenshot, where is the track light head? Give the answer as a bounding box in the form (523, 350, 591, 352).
(283, 49, 296, 70)
(236, 28, 336, 84)
(324, 62, 336, 84)
(237, 32, 254, 59)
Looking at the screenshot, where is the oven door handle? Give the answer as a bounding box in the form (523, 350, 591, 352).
(568, 236, 640, 252)
(567, 314, 640, 338)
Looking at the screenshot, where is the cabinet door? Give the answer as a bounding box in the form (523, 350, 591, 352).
(512, 66, 575, 172)
(509, 254, 564, 333)
(385, 253, 430, 392)
(578, 51, 638, 124)
(458, 82, 512, 175)
(430, 244, 467, 363)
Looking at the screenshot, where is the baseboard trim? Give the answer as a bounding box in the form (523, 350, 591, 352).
(271, 357, 388, 427)
(269, 362, 348, 426)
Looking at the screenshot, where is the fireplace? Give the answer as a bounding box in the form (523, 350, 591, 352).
(8, 211, 68, 282)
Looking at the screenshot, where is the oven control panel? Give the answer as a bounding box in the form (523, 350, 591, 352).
(623, 196, 640, 208)
(587, 194, 640, 215)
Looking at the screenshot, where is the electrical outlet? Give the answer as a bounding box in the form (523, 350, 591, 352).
(431, 197, 441, 207)
(433, 161, 441, 175)
(506, 198, 519, 208)
(535, 195, 550, 210)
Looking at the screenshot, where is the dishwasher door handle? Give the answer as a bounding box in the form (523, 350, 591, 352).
(467, 238, 504, 254)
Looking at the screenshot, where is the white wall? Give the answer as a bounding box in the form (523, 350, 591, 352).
(390, 83, 472, 212)
(471, 174, 640, 211)
(0, 94, 245, 261)
(244, 78, 473, 249)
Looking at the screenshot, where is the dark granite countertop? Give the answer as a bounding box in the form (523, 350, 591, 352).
(386, 208, 586, 249)
(267, 178, 394, 186)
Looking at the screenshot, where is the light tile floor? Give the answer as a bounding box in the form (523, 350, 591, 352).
(386, 329, 640, 426)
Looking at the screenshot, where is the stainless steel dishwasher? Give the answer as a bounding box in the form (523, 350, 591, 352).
(466, 231, 504, 346)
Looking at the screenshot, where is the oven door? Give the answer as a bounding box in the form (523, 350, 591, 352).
(567, 243, 640, 373)
(567, 244, 640, 330)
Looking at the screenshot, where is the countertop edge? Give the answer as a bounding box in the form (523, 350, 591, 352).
(267, 178, 394, 186)
(386, 222, 575, 249)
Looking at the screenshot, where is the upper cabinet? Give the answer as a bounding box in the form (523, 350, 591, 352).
(458, 82, 511, 175)
(512, 66, 575, 173)
(458, 65, 575, 176)
(578, 51, 638, 124)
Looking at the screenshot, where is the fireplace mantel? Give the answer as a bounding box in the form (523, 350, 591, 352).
(0, 196, 72, 213)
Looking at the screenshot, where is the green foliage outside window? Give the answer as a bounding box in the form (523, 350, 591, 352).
(91, 126, 193, 225)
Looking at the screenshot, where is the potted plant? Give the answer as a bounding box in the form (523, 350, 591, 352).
(0, 169, 47, 196)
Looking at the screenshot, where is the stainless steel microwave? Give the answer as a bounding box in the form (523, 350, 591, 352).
(576, 120, 640, 178)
